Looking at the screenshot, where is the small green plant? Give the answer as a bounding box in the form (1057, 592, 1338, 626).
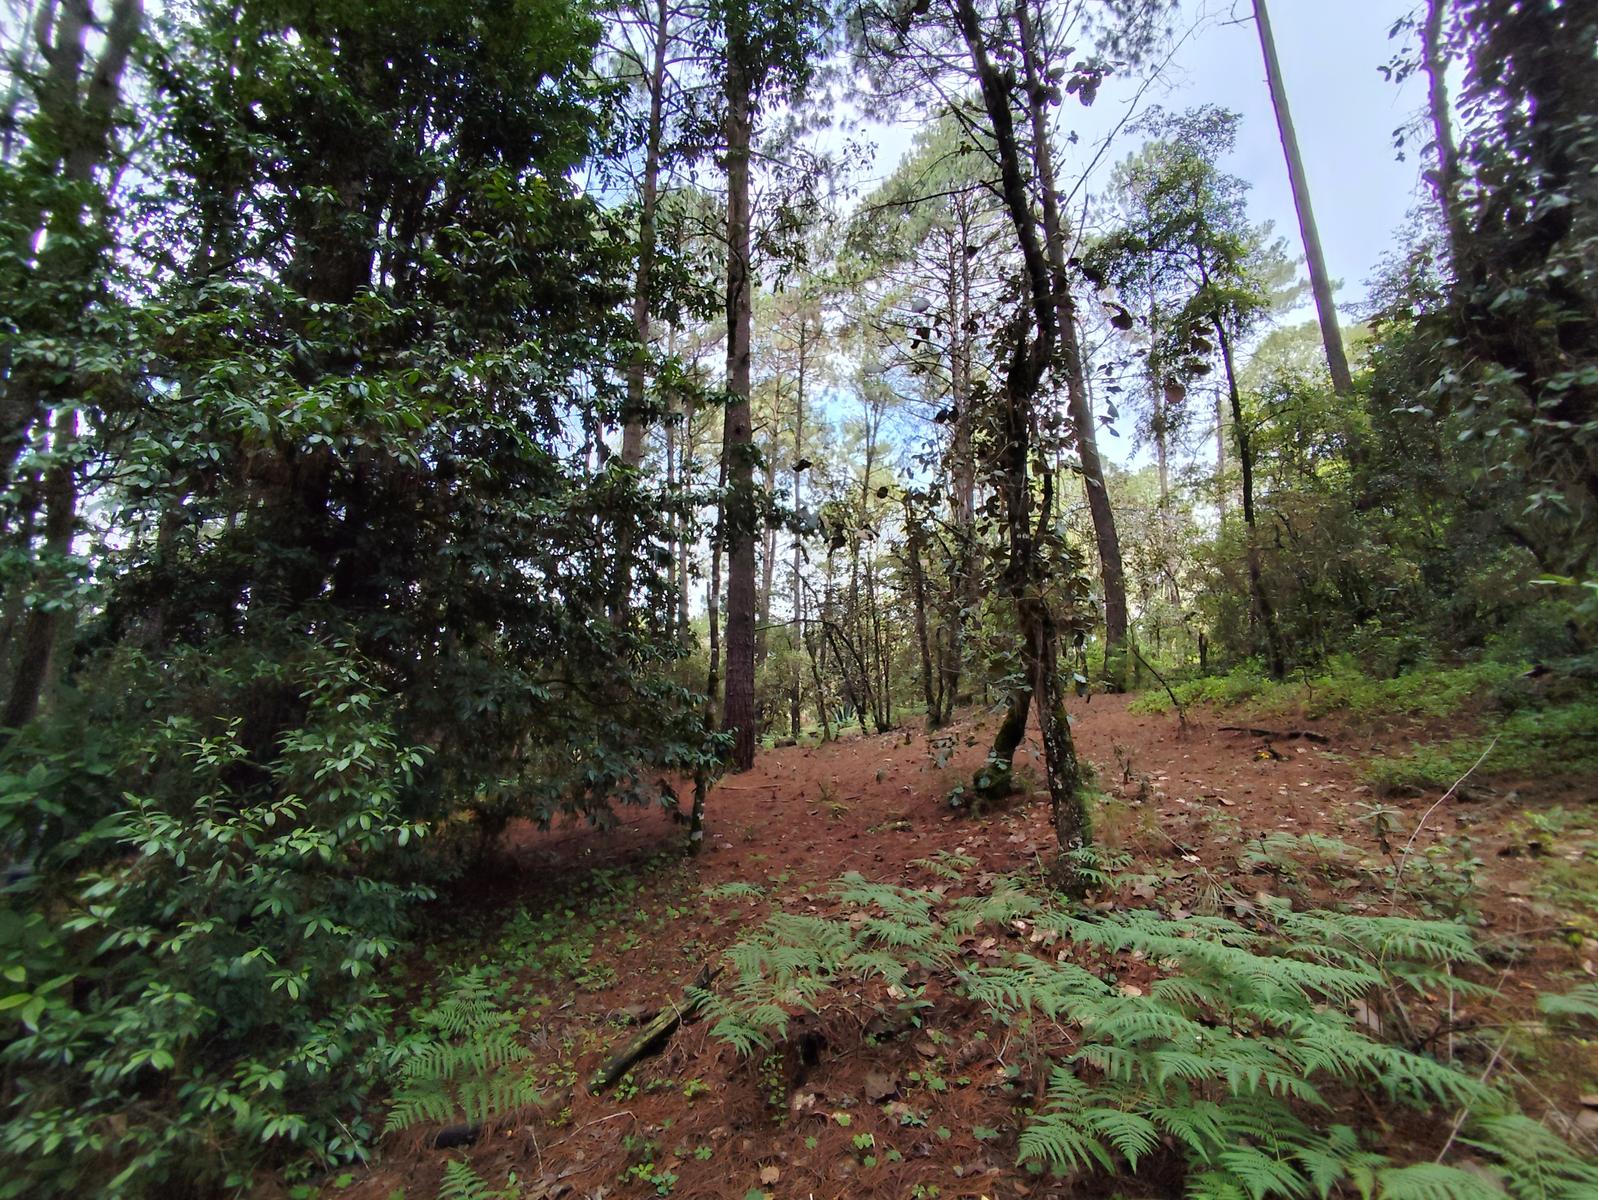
(681, 1078, 710, 1101)
(619, 1161, 677, 1196)
(384, 971, 538, 1135)
(437, 1159, 521, 1200)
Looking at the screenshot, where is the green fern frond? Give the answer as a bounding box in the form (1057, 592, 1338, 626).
(1537, 982, 1598, 1023)
(1376, 1163, 1507, 1200)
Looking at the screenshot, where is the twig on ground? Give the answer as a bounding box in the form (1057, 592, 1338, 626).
(1387, 736, 1499, 910)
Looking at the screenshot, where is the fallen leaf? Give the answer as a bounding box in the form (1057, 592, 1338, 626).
(760, 1166, 781, 1185)
(864, 1071, 899, 1102)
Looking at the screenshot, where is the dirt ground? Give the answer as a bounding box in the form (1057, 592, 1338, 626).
(320, 694, 1598, 1200)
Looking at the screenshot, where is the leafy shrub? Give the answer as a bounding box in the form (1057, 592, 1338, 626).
(1131, 658, 1530, 723)
(0, 641, 429, 1199)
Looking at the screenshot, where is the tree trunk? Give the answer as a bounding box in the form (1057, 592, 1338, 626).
(756, 417, 778, 665)
(2, 407, 76, 736)
(1252, 0, 1353, 397)
(1421, 0, 1469, 272)
(1215, 318, 1286, 679)
(1015, 0, 1128, 689)
(904, 501, 940, 727)
(1215, 388, 1228, 517)
(790, 313, 807, 738)
(945, 200, 978, 720)
(971, 683, 1029, 801)
(621, 0, 671, 468)
(677, 394, 696, 639)
(719, 44, 757, 771)
(1065, 316, 1129, 688)
(953, 0, 1090, 865)
(0, 0, 141, 734)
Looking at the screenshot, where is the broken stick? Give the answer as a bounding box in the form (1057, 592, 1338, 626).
(587, 964, 716, 1095)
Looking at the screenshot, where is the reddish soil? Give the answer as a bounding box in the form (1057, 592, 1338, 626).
(319, 695, 1598, 1200)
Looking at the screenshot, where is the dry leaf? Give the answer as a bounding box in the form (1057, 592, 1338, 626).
(864, 1071, 899, 1102)
(760, 1166, 781, 1185)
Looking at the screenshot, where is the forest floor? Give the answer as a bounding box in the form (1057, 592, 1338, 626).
(307, 691, 1598, 1200)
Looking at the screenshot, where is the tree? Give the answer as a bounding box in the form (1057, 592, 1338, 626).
(710, 0, 830, 771)
(1089, 108, 1302, 677)
(0, 1, 716, 1190)
(1250, 0, 1353, 398)
(0, 0, 143, 736)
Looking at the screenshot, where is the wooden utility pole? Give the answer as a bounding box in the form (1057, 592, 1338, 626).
(1252, 0, 1354, 396)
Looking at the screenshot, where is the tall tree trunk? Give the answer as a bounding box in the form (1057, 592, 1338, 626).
(612, 0, 670, 619)
(1215, 318, 1286, 679)
(677, 394, 695, 639)
(945, 200, 978, 720)
(1252, 0, 1353, 397)
(1421, 0, 1469, 272)
(690, 419, 732, 852)
(719, 45, 758, 771)
(1215, 388, 1228, 517)
(954, 0, 1090, 867)
(2, 407, 76, 735)
(0, 0, 141, 735)
(621, 0, 670, 468)
(1065, 316, 1129, 688)
(904, 501, 941, 727)
(790, 315, 807, 738)
(1015, 0, 1128, 688)
(756, 412, 778, 665)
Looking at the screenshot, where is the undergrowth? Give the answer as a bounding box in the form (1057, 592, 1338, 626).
(1365, 699, 1598, 792)
(695, 860, 1598, 1200)
(382, 970, 538, 1135)
(1128, 658, 1525, 720)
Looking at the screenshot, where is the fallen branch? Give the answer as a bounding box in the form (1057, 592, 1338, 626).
(1129, 641, 1188, 733)
(587, 964, 717, 1094)
(1388, 735, 1500, 910)
(1219, 725, 1330, 744)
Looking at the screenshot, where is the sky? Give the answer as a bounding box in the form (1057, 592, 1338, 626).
(843, 0, 1432, 468)
(858, 0, 1430, 307)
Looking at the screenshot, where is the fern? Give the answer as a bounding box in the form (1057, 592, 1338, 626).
(697, 870, 1593, 1200)
(1538, 981, 1598, 1023)
(1462, 1114, 1598, 1200)
(703, 881, 764, 900)
(384, 971, 538, 1135)
(1376, 1163, 1506, 1200)
(910, 850, 977, 880)
(436, 1157, 521, 1200)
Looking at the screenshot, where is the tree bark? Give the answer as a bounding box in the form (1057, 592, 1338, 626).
(953, 0, 1090, 863)
(0, 0, 141, 735)
(621, 0, 671, 468)
(1421, 0, 1469, 272)
(904, 500, 941, 727)
(719, 42, 757, 772)
(1215, 317, 1286, 679)
(1252, 0, 1353, 397)
(790, 312, 807, 737)
(1, 406, 76, 736)
(756, 409, 778, 665)
(945, 200, 978, 720)
(1015, 0, 1128, 688)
